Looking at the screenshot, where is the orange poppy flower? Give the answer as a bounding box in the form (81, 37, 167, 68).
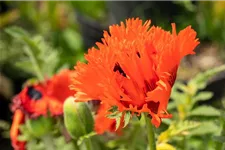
(71, 18, 199, 128)
(11, 70, 76, 118)
(10, 109, 26, 150)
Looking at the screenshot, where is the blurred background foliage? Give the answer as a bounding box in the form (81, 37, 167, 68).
(0, 1, 225, 150)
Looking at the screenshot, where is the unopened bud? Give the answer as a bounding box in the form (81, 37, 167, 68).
(63, 97, 94, 140)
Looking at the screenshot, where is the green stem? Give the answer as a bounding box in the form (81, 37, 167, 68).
(42, 134, 55, 150)
(129, 124, 141, 150)
(144, 113, 156, 150)
(182, 136, 187, 150)
(74, 141, 80, 150)
(84, 138, 92, 150)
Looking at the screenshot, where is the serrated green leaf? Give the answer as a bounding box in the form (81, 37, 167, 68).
(107, 111, 122, 119)
(123, 111, 131, 128)
(174, 81, 188, 92)
(158, 121, 200, 143)
(188, 65, 225, 91)
(5, 26, 60, 81)
(193, 92, 213, 103)
(167, 101, 177, 111)
(15, 60, 34, 74)
(189, 106, 220, 117)
(107, 111, 122, 131)
(5, 26, 29, 39)
(108, 106, 118, 113)
(169, 121, 200, 137)
(115, 116, 122, 131)
(190, 121, 220, 135)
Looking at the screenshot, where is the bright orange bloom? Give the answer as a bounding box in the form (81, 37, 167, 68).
(71, 18, 199, 128)
(10, 109, 25, 150)
(11, 70, 76, 118)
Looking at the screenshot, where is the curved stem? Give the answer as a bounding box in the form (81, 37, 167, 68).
(144, 113, 156, 150)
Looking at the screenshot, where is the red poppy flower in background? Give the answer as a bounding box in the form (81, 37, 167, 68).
(11, 70, 76, 118)
(71, 18, 199, 128)
(10, 70, 76, 150)
(10, 109, 25, 150)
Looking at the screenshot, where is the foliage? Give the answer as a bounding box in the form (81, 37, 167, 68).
(0, 1, 225, 150)
(5, 26, 60, 81)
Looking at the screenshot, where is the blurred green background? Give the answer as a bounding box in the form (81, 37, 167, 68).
(0, 1, 225, 150)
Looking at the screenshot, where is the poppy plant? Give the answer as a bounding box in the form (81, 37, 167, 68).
(71, 18, 199, 129)
(11, 70, 76, 118)
(10, 70, 76, 150)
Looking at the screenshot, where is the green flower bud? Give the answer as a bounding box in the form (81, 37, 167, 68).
(63, 97, 94, 140)
(26, 116, 53, 138)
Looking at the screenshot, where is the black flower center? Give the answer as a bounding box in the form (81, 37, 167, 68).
(27, 86, 43, 100)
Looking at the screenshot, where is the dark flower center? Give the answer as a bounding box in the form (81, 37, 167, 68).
(27, 86, 43, 100)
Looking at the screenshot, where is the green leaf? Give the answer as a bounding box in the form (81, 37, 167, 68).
(190, 121, 220, 135)
(15, 60, 35, 74)
(5, 26, 29, 39)
(167, 101, 177, 111)
(115, 116, 122, 131)
(188, 65, 225, 91)
(189, 106, 221, 117)
(54, 136, 78, 150)
(171, 121, 200, 136)
(107, 112, 122, 119)
(193, 92, 213, 103)
(5, 26, 60, 81)
(213, 136, 225, 143)
(62, 28, 83, 52)
(123, 111, 131, 128)
(107, 111, 122, 131)
(108, 106, 118, 113)
(26, 139, 45, 150)
(158, 121, 200, 143)
(25, 116, 54, 138)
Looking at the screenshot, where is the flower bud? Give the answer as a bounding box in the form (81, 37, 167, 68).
(63, 97, 94, 140)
